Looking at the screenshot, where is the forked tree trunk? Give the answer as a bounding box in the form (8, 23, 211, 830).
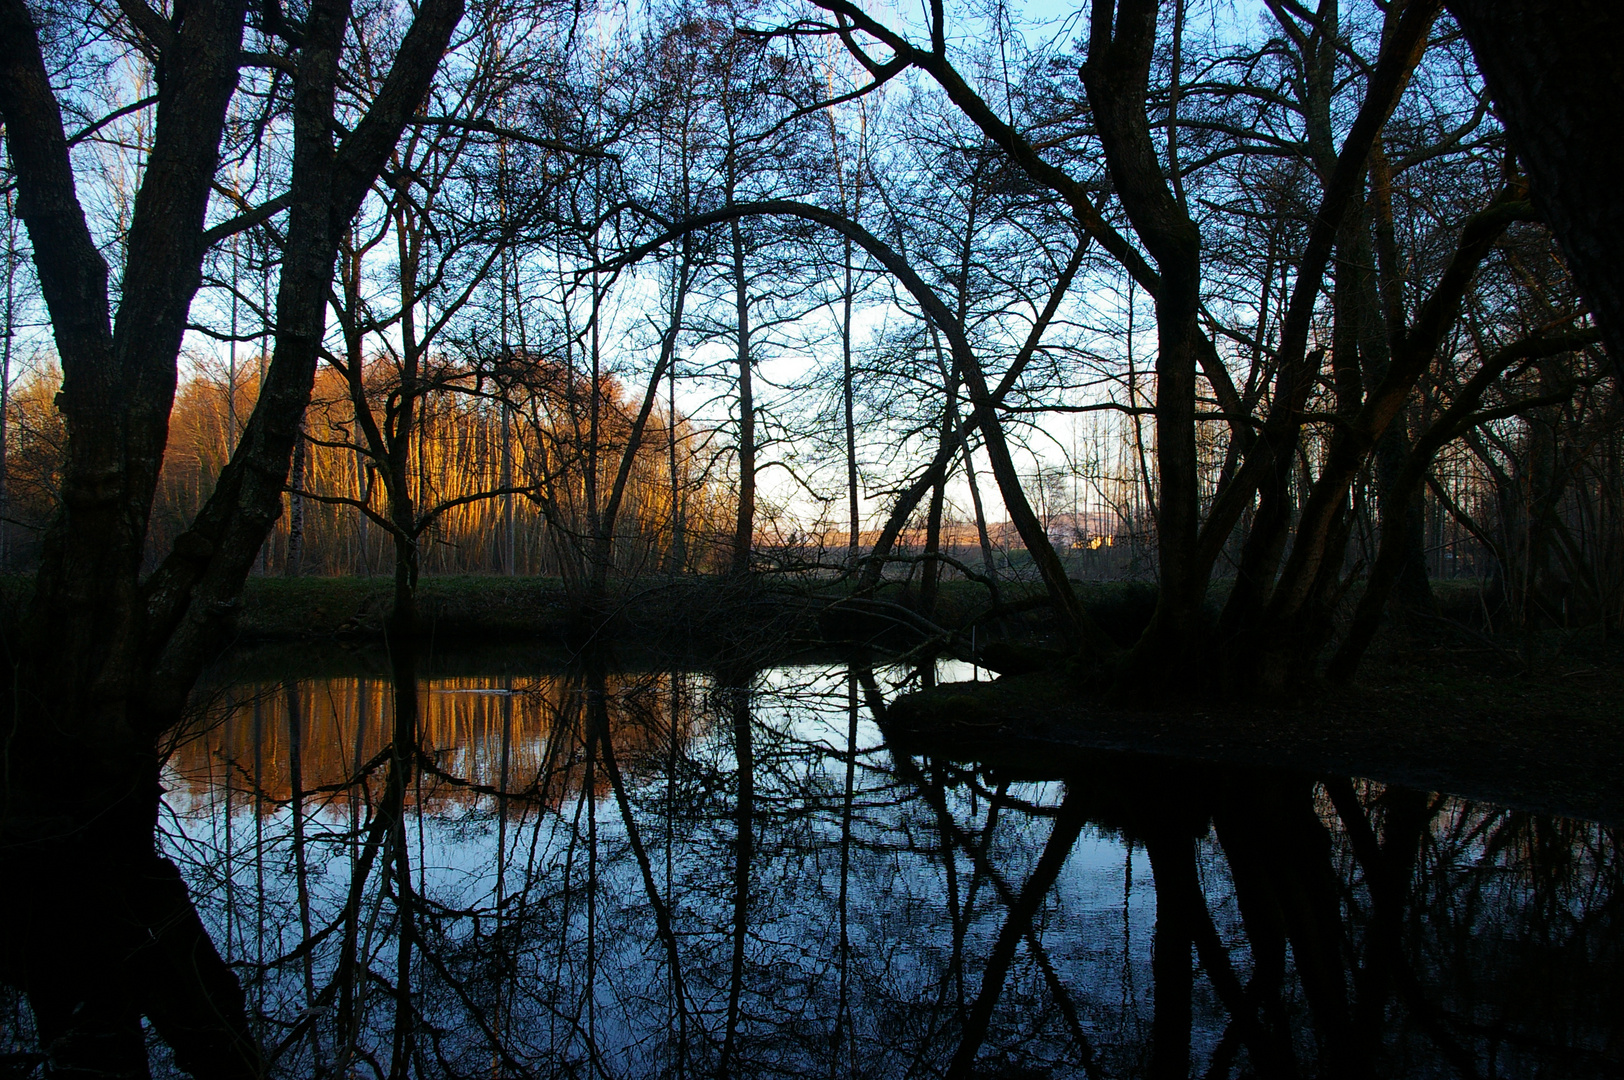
(1233, 187, 1523, 691)
(1325, 329, 1597, 678)
(1081, 0, 1208, 689)
(1200, 1, 1442, 693)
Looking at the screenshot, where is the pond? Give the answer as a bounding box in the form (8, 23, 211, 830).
(11, 652, 1622, 1078)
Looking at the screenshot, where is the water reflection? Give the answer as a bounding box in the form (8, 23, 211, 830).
(169, 673, 689, 812)
(6, 659, 1622, 1078)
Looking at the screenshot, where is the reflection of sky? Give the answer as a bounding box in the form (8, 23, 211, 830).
(158, 659, 1623, 1078)
(163, 661, 1164, 1076)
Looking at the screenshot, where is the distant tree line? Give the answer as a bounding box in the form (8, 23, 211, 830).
(5, 359, 734, 580)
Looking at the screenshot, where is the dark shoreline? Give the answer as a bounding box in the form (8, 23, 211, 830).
(227, 575, 1624, 826)
(11, 572, 1615, 824)
(886, 653, 1624, 827)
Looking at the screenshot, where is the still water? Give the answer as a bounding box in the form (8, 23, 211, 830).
(56, 658, 1624, 1076)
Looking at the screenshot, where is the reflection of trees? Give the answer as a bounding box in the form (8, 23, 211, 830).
(170, 670, 692, 812)
(868, 680, 1623, 1079)
(20, 661, 1613, 1077)
(1394, 804, 1624, 1075)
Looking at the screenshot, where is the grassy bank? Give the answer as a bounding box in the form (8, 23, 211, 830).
(12, 568, 1614, 818)
(1, 571, 1036, 649)
(230, 574, 1052, 640)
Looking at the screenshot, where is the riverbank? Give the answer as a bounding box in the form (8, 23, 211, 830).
(222, 573, 1077, 643)
(213, 574, 1624, 825)
(886, 626, 1624, 826)
(0, 572, 1488, 651)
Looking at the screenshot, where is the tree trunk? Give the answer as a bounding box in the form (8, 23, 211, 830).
(1082, 0, 1208, 687)
(502, 399, 515, 575)
(919, 354, 960, 619)
(0, 0, 461, 1063)
(730, 216, 756, 578)
(0, 183, 15, 570)
(843, 229, 861, 568)
(1447, 0, 1624, 381)
(961, 443, 1002, 608)
(665, 360, 687, 574)
(285, 420, 307, 576)
(588, 244, 691, 600)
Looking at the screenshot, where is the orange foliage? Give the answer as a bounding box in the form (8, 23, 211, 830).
(4, 356, 732, 579)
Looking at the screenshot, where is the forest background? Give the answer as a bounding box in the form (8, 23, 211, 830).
(1, 0, 1620, 687)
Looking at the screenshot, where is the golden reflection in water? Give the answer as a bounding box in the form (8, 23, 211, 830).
(168, 672, 700, 813)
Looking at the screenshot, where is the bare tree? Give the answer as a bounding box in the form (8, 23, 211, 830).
(0, 0, 465, 1069)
